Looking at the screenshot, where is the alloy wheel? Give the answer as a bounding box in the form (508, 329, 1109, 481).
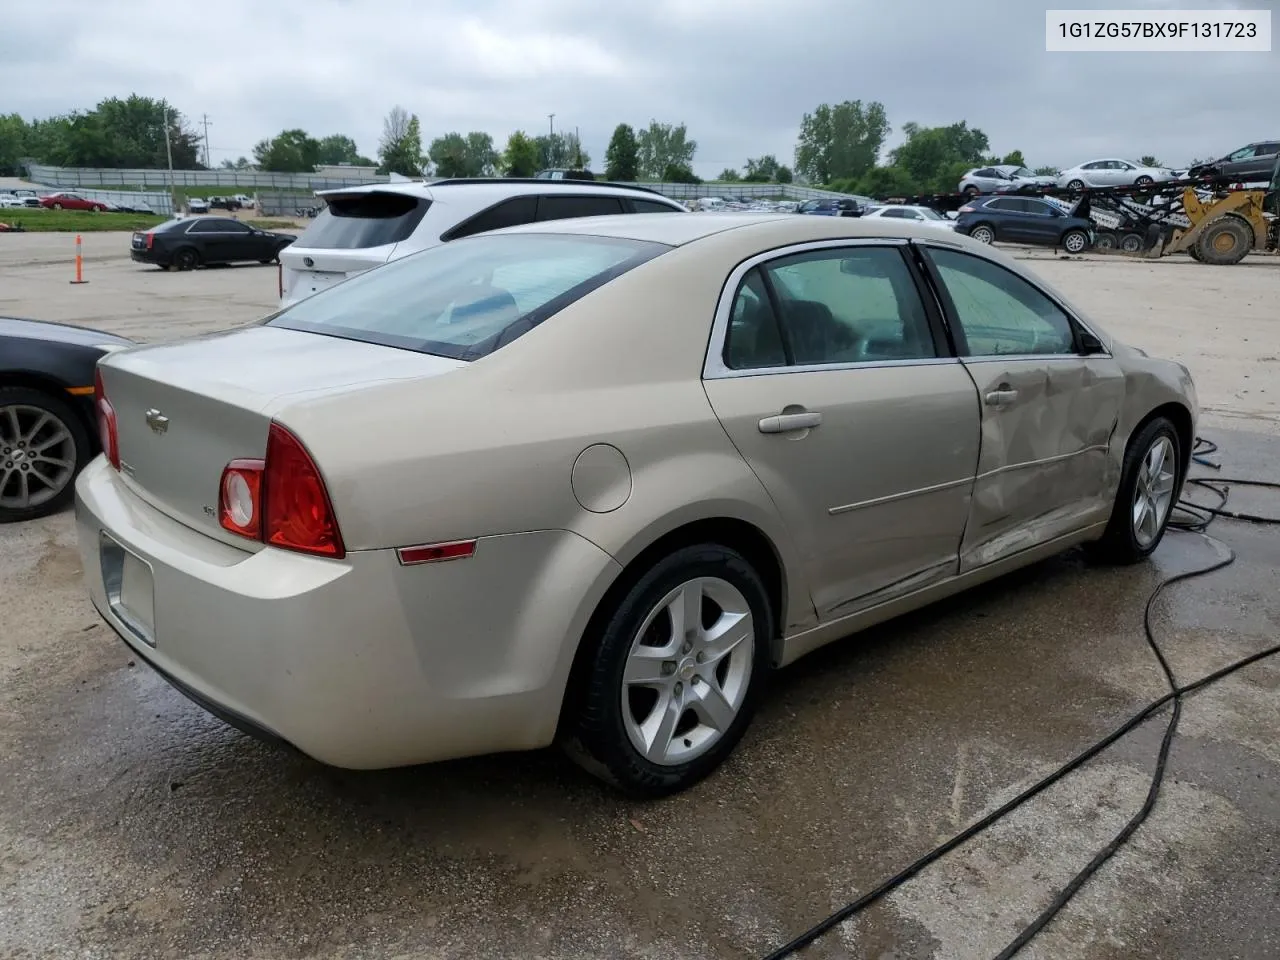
(621, 577, 754, 766)
(1132, 436, 1176, 548)
(0, 404, 78, 511)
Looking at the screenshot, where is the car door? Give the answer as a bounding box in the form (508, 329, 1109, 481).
(917, 242, 1126, 572)
(184, 219, 228, 261)
(701, 240, 981, 620)
(1244, 142, 1279, 180)
(984, 198, 1028, 241)
(1016, 198, 1062, 243)
(218, 219, 257, 261)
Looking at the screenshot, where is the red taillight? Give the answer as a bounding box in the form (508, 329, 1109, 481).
(94, 368, 119, 469)
(217, 422, 344, 558)
(146, 232, 154, 250)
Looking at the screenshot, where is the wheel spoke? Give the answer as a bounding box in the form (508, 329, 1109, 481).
(28, 463, 59, 491)
(21, 412, 52, 443)
(690, 678, 736, 732)
(623, 647, 670, 686)
(641, 688, 683, 763)
(1151, 468, 1176, 498)
(32, 430, 71, 453)
(1, 407, 18, 444)
(667, 581, 702, 645)
(15, 470, 30, 508)
(700, 611, 752, 663)
(1148, 440, 1167, 479)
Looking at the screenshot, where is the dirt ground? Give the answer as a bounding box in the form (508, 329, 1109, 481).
(1, 232, 1278, 959)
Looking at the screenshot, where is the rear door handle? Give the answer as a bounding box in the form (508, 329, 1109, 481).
(759, 411, 823, 434)
(984, 388, 1019, 407)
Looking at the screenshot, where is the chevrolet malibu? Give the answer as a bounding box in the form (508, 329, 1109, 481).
(77, 214, 1197, 796)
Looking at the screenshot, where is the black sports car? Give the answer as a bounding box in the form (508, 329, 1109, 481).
(1, 317, 134, 522)
(130, 216, 296, 271)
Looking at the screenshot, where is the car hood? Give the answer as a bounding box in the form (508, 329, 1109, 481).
(0, 316, 134, 349)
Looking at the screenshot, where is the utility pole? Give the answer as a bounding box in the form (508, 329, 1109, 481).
(163, 106, 176, 214)
(200, 114, 213, 168)
(548, 114, 555, 138)
(575, 126, 582, 167)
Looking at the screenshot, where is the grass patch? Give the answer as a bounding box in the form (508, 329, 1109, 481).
(246, 218, 299, 230)
(0, 209, 166, 232)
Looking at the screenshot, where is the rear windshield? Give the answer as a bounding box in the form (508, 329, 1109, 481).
(148, 219, 190, 233)
(294, 192, 430, 250)
(266, 232, 669, 360)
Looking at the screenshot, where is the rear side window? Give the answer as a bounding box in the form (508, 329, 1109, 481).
(267, 233, 669, 360)
(627, 198, 681, 214)
(443, 196, 538, 241)
(295, 192, 430, 249)
(536, 195, 625, 221)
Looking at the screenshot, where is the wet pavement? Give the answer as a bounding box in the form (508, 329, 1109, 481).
(1, 429, 1277, 960)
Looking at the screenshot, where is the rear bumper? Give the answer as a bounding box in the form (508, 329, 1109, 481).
(130, 249, 167, 266)
(75, 457, 622, 769)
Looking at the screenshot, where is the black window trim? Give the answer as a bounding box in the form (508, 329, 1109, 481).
(533, 193, 628, 221)
(704, 238, 957, 380)
(439, 195, 539, 242)
(910, 239, 1111, 360)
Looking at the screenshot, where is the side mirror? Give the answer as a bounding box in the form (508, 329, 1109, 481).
(1078, 330, 1105, 355)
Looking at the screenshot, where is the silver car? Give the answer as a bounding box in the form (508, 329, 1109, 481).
(1057, 159, 1178, 190)
(959, 165, 1055, 196)
(77, 214, 1197, 796)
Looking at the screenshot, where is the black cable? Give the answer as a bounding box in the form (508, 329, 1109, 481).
(761, 436, 1280, 960)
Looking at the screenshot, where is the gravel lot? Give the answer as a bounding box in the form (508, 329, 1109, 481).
(1, 231, 1278, 959)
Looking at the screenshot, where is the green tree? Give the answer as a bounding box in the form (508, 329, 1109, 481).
(605, 123, 639, 181)
(794, 100, 890, 184)
(776, 164, 793, 183)
(717, 167, 740, 182)
(888, 121, 990, 193)
(0, 113, 28, 176)
(534, 132, 571, 169)
(1139, 155, 1161, 167)
(378, 106, 426, 176)
(636, 121, 697, 180)
(502, 131, 540, 177)
(316, 134, 373, 166)
(1034, 165, 1060, 176)
(742, 155, 780, 182)
(856, 166, 919, 198)
(1001, 149, 1026, 167)
(661, 161, 700, 184)
(253, 128, 322, 172)
(429, 131, 499, 177)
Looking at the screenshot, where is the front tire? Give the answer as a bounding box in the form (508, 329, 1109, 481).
(1086, 417, 1181, 564)
(1061, 229, 1090, 254)
(0, 387, 91, 523)
(565, 543, 773, 797)
(1195, 216, 1252, 265)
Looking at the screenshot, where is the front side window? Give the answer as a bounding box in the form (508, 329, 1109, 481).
(268, 233, 669, 360)
(928, 248, 1076, 357)
(757, 246, 937, 365)
(1228, 146, 1255, 160)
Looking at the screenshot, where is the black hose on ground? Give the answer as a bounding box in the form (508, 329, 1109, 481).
(762, 436, 1280, 960)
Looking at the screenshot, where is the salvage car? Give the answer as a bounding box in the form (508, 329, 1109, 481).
(955, 195, 1095, 252)
(130, 216, 296, 271)
(1, 317, 133, 522)
(78, 214, 1196, 796)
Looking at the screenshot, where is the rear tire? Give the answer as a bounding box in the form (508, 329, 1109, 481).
(1134, 175, 1153, 187)
(1120, 232, 1144, 253)
(0, 386, 91, 523)
(563, 543, 773, 798)
(964, 185, 980, 198)
(1067, 179, 1085, 191)
(969, 223, 995, 244)
(173, 247, 199, 271)
(1086, 417, 1181, 565)
(1195, 216, 1252, 265)
(1094, 232, 1116, 251)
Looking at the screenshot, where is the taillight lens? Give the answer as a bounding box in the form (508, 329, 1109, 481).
(94, 368, 119, 469)
(219, 459, 264, 538)
(959, 205, 976, 213)
(146, 232, 154, 250)
(217, 422, 344, 558)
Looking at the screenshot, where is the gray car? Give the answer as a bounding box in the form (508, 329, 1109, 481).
(1056, 159, 1178, 190)
(959, 165, 1055, 197)
(1189, 140, 1280, 183)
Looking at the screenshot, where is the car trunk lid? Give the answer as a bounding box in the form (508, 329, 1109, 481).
(98, 326, 464, 546)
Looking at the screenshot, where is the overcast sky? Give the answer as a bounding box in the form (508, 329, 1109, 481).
(2, 0, 1275, 176)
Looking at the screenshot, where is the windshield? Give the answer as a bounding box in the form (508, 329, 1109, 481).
(267, 232, 670, 360)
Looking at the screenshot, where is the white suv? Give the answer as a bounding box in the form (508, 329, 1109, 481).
(278, 178, 687, 306)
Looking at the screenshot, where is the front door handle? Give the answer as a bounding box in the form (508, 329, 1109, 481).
(984, 388, 1019, 407)
(759, 411, 823, 434)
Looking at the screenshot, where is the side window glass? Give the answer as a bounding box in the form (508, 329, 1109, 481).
(762, 247, 937, 365)
(1255, 143, 1279, 157)
(187, 220, 217, 234)
(929, 248, 1076, 356)
(536, 195, 625, 221)
(447, 196, 538, 240)
(627, 198, 680, 214)
(723, 268, 786, 370)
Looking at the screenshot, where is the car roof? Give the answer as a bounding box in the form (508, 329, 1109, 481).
(316, 179, 675, 203)
(485, 211, 981, 247)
